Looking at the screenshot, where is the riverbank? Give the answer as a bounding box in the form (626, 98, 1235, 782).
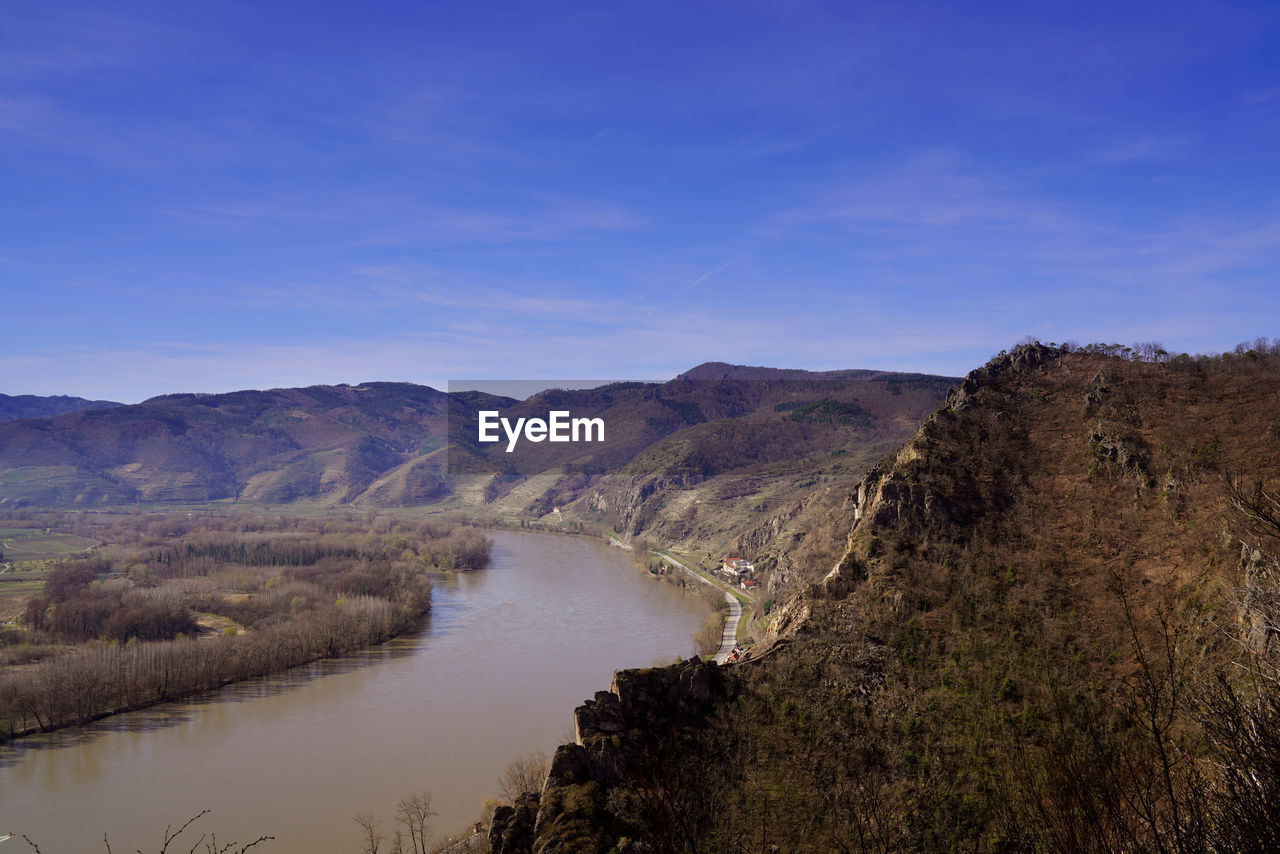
(0, 580, 433, 741)
(0, 513, 490, 741)
(0, 529, 708, 853)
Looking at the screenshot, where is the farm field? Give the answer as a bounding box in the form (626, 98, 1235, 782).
(0, 576, 42, 623)
(1, 531, 99, 564)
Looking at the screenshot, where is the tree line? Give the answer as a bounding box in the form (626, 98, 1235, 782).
(0, 513, 490, 740)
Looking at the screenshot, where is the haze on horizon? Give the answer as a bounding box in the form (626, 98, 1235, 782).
(3, 1, 1278, 403)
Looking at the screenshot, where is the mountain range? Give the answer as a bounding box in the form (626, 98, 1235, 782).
(0, 364, 955, 517)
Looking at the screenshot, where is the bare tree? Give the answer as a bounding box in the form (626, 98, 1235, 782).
(395, 792, 436, 854)
(355, 813, 382, 854)
(21, 811, 272, 854)
(1206, 473, 1280, 851)
(1227, 475, 1280, 551)
(499, 749, 551, 802)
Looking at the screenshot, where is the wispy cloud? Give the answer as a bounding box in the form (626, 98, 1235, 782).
(0, 96, 63, 137)
(180, 263, 649, 323)
(0, 7, 184, 79)
(167, 194, 645, 245)
(684, 254, 747, 290)
(775, 153, 1078, 233)
(769, 152, 1280, 288)
(5, 274, 1275, 403)
(361, 197, 646, 245)
(1091, 134, 1196, 164)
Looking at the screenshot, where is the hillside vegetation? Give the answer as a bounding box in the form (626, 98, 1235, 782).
(463, 367, 956, 600)
(0, 369, 954, 593)
(0, 512, 489, 739)
(495, 341, 1280, 853)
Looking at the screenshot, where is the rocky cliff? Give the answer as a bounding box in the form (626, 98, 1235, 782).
(499, 341, 1280, 852)
(489, 658, 726, 854)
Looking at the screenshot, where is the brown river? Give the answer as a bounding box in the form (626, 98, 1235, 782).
(0, 530, 709, 852)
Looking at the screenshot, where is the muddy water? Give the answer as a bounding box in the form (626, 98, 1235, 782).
(0, 530, 708, 852)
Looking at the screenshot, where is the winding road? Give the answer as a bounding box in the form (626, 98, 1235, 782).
(652, 551, 745, 664)
(712, 590, 742, 664)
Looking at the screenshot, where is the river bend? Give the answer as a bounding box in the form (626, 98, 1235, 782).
(0, 530, 707, 852)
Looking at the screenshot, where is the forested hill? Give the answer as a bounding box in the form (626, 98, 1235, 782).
(0, 393, 120, 423)
(499, 341, 1280, 852)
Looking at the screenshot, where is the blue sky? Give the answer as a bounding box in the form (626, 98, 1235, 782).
(2, 1, 1278, 402)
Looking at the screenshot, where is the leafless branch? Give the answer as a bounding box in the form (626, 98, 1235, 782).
(160, 811, 211, 854)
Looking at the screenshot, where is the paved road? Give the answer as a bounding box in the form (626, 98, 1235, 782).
(712, 590, 742, 664)
(652, 551, 743, 664)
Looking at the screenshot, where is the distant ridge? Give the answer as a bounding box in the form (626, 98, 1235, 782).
(0, 393, 121, 423)
(0, 382, 457, 506)
(0, 367, 958, 509)
(677, 361, 877, 382)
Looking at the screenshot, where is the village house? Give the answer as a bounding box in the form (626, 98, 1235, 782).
(721, 555, 754, 580)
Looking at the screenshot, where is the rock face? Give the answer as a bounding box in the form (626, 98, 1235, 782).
(1088, 420, 1150, 476)
(813, 343, 1072, 604)
(487, 658, 725, 854)
(489, 793, 540, 854)
(1238, 543, 1280, 655)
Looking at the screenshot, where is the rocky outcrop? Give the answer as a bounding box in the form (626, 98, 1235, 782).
(850, 460, 953, 535)
(1078, 365, 1153, 484)
(943, 341, 1065, 414)
(1082, 369, 1111, 416)
(733, 501, 799, 561)
(850, 346, 1067, 540)
(817, 343, 1072, 601)
(488, 658, 725, 854)
(1088, 420, 1150, 478)
(764, 594, 812, 642)
(585, 475, 685, 538)
(1237, 543, 1280, 655)
(489, 793, 540, 854)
